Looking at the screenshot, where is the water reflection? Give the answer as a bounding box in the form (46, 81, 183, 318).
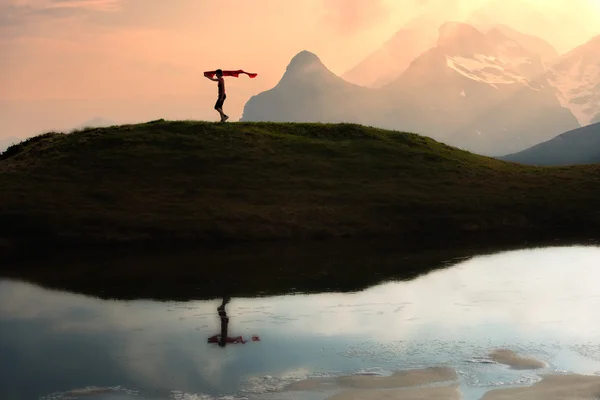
(0, 246, 599, 400)
(207, 296, 261, 347)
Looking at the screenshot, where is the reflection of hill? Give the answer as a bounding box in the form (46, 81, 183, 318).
(2, 237, 593, 302)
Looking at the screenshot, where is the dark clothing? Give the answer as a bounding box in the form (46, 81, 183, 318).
(217, 77, 225, 96)
(214, 93, 227, 110)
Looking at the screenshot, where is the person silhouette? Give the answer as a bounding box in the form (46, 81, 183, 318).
(204, 69, 228, 123)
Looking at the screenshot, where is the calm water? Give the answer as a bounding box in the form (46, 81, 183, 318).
(2, 245, 600, 399)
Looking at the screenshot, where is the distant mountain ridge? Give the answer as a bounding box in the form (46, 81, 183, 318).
(382, 22, 578, 155)
(545, 35, 600, 126)
(341, 16, 441, 88)
(241, 51, 384, 125)
(500, 121, 600, 166)
(242, 22, 579, 156)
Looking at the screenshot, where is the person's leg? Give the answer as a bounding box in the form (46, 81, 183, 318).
(216, 107, 226, 121)
(214, 97, 226, 121)
(220, 94, 228, 122)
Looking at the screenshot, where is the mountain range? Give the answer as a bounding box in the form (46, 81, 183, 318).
(500, 121, 600, 166)
(242, 22, 596, 156)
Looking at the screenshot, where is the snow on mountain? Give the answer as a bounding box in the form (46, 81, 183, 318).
(444, 54, 533, 88)
(545, 35, 600, 126)
(242, 24, 580, 156)
(384, 22, 578, 155)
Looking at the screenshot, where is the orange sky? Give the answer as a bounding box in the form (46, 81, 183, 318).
(1, 0, 600, 139)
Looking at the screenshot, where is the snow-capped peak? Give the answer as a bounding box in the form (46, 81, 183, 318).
(437, 24, 542, 91)
(546, 35, 600, 126)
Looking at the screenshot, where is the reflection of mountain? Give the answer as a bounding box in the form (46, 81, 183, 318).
(242, 23, 579, 156)
(500, 122, 600, 166)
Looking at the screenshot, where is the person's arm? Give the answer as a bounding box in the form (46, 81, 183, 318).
(205, 75, 218, 82)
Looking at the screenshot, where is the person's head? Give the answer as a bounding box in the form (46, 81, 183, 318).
(216, 69, 223, 78)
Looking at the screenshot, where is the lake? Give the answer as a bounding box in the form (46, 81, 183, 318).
(1, 245, 600, 399)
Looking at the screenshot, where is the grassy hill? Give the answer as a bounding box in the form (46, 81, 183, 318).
(1, 120, 599, 256)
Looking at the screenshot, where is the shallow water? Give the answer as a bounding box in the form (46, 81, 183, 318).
(1, 245, 600, 399)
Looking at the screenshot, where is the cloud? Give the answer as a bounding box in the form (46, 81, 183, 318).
(3, 0, 121, 11)
(322, 0, 390, 34)
(0, 0, 121, 26)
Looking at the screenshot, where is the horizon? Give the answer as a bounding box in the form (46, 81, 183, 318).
(2, 0, 600, 140)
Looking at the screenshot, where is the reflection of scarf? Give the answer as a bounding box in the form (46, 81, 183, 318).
(204, 70, 258, 79)
(207, 335, 261, 344)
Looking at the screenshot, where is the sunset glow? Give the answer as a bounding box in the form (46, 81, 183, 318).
(1, 0, 599, 138)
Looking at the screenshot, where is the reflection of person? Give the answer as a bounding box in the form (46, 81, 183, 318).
(207, 296, 260, 347)
(204, 69, 228, 123)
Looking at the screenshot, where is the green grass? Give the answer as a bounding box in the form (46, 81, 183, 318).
(1, 120, 599, 255)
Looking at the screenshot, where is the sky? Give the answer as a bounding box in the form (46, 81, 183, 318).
(1, 0, 600, 139)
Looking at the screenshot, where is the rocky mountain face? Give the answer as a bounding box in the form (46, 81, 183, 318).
(383, 22, 578, 155)
(545, 35, 600, 127)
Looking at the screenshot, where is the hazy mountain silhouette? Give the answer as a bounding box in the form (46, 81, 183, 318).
(500, 121, 600, 166)
(490, 24, 558, 65)
(466, 0, 591, 54)
(242, 23, 579, 156)
(343, 18, 558, 90)
(545, 34, 600, 126)
(241, 51, 386, 125)
(383, 22, 578, 155)
(341, 16, 441, 88)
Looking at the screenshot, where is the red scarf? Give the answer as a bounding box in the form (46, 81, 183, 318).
(204, 70, 258, 79)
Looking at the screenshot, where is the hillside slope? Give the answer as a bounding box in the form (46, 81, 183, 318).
(500, 122, 600, 166)
(1, 121, 599, 252)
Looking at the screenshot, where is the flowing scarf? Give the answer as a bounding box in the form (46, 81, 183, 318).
(204, 70, 258, 79)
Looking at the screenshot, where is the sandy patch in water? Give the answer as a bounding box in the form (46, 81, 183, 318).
(285, 367, 457, 391)
(327, 385, 462, 400)
(482, 374, 600, 399)
(489, 349, 545, 369)
(63, 387, 113, 396)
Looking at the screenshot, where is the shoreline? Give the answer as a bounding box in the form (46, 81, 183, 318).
(1, 232, 597, 302)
